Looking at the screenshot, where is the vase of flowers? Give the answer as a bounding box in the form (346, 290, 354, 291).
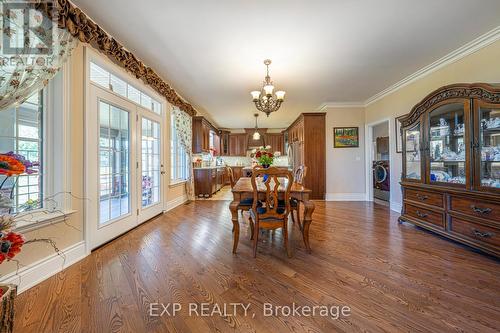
(252, 146, 275, 181)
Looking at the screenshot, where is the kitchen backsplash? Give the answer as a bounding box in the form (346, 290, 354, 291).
(192, 153, 289, 167)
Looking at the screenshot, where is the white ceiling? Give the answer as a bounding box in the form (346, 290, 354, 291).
(72, 0, 500, 128)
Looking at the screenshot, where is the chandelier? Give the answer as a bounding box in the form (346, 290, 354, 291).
(250, 59, 285, 117)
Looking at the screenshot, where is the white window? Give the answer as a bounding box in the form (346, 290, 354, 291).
(0, 68, 72, 228)
(90, 62, 162, 114)
(0, 91, 43, 213)
(170, 113, 189, 182)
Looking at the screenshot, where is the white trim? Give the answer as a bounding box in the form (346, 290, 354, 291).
(390, 201, 402, 213)
(317, 102, 365, 111)
(316, 26, 500, 109)
(14, 209, 77, 233)
(325, 193, 367, 201)
(0, 241, 86, 294)
(165, 194, 188, 211)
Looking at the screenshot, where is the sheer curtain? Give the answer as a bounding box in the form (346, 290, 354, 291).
(0, 1, 77, 110)
(172, 107, 195, 201)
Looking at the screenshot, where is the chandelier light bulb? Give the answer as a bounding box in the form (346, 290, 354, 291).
(264, 84, 274, 96)
(251, 91, 261, 101)
(275, 90, 286, 101)
(253, 131, 261, 140)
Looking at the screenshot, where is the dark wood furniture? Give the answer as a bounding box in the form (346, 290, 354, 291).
(192, 116, 218, 154)
(264, 133, 285, 155)
(290, 165, 308, 226)
(193, 167, 226, 198)
(230, 177, 314, 254)
(219, 130, 230, 156)
(285, 113, 326, 199)
(399, 83, 500, 257)
(228, 133, 248, 156)
(248, 167, 294, 257)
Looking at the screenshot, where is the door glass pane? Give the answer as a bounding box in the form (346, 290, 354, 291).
(99, 102, 130, 224)
(141, 118, 161, 208)
(479, 107, 500, 188)
(405, 123, 421, 180)
(429, 103, 466, 185)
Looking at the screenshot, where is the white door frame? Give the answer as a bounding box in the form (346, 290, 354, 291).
(364, 118, 393, 202)
(84, 46, 168, 253)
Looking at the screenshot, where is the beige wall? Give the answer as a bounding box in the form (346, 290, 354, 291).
(0, 43, 187, 279)
(325, 107, 366, 199)
(365, 39, 500, 209)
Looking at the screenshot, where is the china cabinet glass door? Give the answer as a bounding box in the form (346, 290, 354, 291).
(404, 122, 422, 181)
(428, 102, 468, 187)
(476, 103, 500, 191)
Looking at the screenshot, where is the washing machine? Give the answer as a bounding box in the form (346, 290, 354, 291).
(373, 161, 390, 201)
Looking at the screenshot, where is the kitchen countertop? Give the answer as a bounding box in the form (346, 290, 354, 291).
(193, 166, 227, 170)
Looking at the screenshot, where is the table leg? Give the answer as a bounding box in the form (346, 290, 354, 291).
(302, 200, 315, 253)
(229, 201, 240, 254)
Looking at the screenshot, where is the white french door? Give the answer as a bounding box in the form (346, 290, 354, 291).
(87, 85, 164, 250)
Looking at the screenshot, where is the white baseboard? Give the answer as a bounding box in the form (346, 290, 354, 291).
(165, 194, 188, 211)
(0, 241, 86, 294)
(325, 193, 367, 201)
(390, 201, 402, 213)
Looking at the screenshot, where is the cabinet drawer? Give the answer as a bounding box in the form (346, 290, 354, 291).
(405, 189, 443, 208)
(450, 217, 500, 248)
(450, 196, 500, 224)
(405, 203, 444, 228)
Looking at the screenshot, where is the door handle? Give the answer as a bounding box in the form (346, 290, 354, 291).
(416, 194, 428, 201)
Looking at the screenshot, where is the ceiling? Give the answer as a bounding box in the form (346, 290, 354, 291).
(72, 0, 500, 128)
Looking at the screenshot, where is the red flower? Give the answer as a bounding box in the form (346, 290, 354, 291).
(0, 155, 26, 176)
(255, 152, 262, 158)
(0, 232, 25, 264)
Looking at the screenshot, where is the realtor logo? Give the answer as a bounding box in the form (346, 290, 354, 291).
(1, 0, 54, 55)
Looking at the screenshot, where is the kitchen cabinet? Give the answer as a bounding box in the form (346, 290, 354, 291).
(400, 83, 500, 257)
(194, 167, 226, 198)
(229, 134, 248, 156)
(220, 130, 230, 156)
(264, 133, 284, 155)
(285, 113, 326, 199)
(192, 116, 218, 154)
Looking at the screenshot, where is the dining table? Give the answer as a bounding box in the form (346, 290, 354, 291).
(229, 177, 315, 254)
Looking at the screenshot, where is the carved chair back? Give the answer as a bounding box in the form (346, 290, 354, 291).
(294, 165, 308, 185)
(251, 166, 293, 220)
(226, 166, 235, 188)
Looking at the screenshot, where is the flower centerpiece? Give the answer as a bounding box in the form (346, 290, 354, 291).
(252, 146, 274, 168)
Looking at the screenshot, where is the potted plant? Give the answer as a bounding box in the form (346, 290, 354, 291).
(253, 146, 275, 168)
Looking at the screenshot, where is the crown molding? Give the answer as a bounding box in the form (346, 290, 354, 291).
(317, 102, 365, 111)
(364, 26, 500, 106)
(317, 26, 500, 110)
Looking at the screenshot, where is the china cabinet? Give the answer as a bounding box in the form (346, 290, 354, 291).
(400, 83, 500, 257)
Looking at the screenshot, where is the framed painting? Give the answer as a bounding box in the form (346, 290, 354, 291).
(395, 115, 405, 153)
(333, 127, 359, 148)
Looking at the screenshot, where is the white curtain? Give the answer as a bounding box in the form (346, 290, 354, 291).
(0, 0, 77, 110)
(172, 107, 195, 201)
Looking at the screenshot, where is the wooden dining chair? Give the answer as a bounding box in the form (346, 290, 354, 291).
(290, 165, 308, 227)
(227, 166, 254, 232)
(248, 166, 294, 258)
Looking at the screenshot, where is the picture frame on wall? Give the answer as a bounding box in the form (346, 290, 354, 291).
(333, 127, 359, 148)
(395, 115, 405, 153)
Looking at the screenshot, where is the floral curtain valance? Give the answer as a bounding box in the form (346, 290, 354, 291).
(172, 107, 195, 201)
(0, 0, 77, 110)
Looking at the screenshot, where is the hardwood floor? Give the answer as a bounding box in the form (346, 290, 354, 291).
(14, 201, 500, 333)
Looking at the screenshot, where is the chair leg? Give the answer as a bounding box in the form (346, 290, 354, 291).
(283, 219, 291, 258)
(249, 214, 254, 240)
(296, 203, 302, 230)
(252, 220, 259, 258)
(290, 207, 296, 223)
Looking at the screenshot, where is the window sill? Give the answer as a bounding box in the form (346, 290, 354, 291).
(169, 180, 188, 188)
(14, 209, 78, 234)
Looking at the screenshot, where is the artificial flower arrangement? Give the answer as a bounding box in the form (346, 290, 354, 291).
(0, 152, 40, 265)
(252, 146, 275, 167)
